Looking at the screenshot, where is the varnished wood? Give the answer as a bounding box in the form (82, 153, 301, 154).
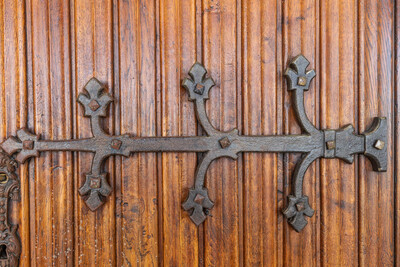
(358, 1, 395, 266)
(159, 0, 199, 266)
(0, 0, 397, 266)
(282, 0, 319, 265)
(202, 0, 240, 266)
(319, 1, 358, 265)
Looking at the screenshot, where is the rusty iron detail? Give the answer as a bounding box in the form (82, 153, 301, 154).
(0, 55, 387, 232)
(0, 152, 21, 266)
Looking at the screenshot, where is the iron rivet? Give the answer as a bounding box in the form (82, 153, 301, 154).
(194, 194, 205, 205)
(90, 178, 101, 189)
(297, 76, 307, 86)
(111, 139, 122, 150)
(219, 137, 231, 149)
(374, 140, 385, 150)
(194, 83, 205, 95)
(296, 202, 305, 211)
(89, 99, 100, 111)
(326, 140, 335, 150)
(23, 140, 34, 150)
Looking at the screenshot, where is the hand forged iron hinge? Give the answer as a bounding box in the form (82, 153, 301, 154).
(1, 55, 387, 232)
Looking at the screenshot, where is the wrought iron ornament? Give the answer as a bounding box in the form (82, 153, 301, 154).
(1, 55, 387, 232)
(0, 152, 21, 266)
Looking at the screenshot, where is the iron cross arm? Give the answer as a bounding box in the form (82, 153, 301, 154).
(1, 55, 387, 232)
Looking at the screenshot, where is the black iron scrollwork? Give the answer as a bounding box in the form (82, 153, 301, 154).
(0, 152, 21, 266)
(1, 55, 387, 232)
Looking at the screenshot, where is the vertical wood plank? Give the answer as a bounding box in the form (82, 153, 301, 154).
(282, 0, 320, 266)
(28, 0, 74, 265)
(25, 0, 35, 264)
(0, 0, 29, 265)
(319, 0, 358, 265)
(178, 0, 199, 263)
(201, 0, 240, 266)
(275, 1, 284, 266)
(116, 0, 158, 265)
(242, 1, 264, 264)
(259, 1, 281, 265)
(74, 0, 115, 265)
(241, 0, 281, 266)
(92, 0, 116, 262)
(358, 0, 395, 266)
(159, 0, 199, 265)
(48, 0, 74, 265)
(395, 0, 400, 265)
(235, 1, 244, 266)
(29, 0, 54, 264)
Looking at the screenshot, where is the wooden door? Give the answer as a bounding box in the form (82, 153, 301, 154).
(0, 0, 398, 266)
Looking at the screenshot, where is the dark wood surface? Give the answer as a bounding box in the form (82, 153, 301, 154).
(0, 0, 398, 266)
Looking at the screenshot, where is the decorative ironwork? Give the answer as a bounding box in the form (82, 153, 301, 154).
(0, 152, 21, 266)
(1, 55, 387, 232)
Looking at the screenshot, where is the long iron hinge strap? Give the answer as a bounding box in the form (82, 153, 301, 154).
(1, 54, 387, 232)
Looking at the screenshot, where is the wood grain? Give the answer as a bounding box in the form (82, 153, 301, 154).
(242, 0, 282, 265)
(282, 0, 320, 266)
(358, 0, 395, 266)
(115, 0, 158, 266)
(202, 0, 240, 266)
(159, 0, 198, 265)
(320, 0, 358, 265)
(74, 0, 115, 265)
(0, 0, 29, 265)
(0, 0, 397, 266)
(396, 1, 400, 266)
